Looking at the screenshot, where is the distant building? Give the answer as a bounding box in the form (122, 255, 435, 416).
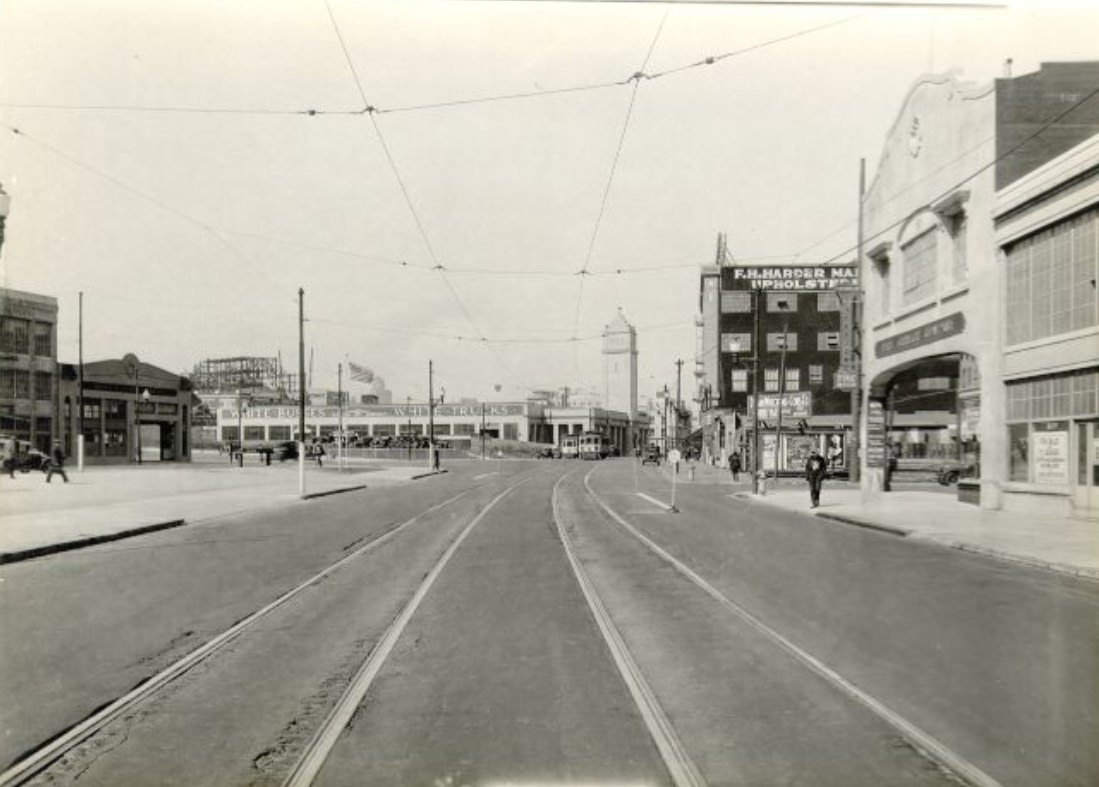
(58, 354, 195, 464)
(0, 288, 58, 452)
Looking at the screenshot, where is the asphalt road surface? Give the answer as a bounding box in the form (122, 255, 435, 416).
(1, 458, 1095, 786)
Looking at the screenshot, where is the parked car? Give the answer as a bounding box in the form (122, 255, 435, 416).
(2, 439, 50, 473)
(536, 447, 556, 459)
(641, 449, 661, 466)
(273, 441, 299, 462)
(936, 459, 976, 485)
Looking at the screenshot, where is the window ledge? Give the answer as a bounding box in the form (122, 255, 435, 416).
(1004, 325, 1099, 355)
(940, 284, 969, 303)
(1002, 482, 1071, 496)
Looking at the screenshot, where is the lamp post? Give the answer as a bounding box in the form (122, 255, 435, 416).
(406, 395, 412, 462)
(139, 388, 150, 464)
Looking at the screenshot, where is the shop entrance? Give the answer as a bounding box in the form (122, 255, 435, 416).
(1075, 421, 1099, 519)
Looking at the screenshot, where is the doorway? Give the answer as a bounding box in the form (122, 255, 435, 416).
(1075, 421, 1099, 519)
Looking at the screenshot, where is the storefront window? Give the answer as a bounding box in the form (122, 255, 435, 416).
(269, 425, 291, 441)
(0, 318, 29, 353)
(244, 426, 265, 441)
(221, 426, 240, 442)
(454, 423, 475, 435)
(104, 430, 128, 457)
(1009, 423, 1029, 482)
(504, 423, 519, 441)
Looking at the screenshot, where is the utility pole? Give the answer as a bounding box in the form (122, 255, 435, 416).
(78, 291, 84, 470)
(774, 310, 789, 480)
(752, 289, 762, 475)
(674, 358, 684, 450)
(481, 402, 486, 461)
(428, 360, 435, 470)
(850, 158, 866, 484)
(407, 396, 413, 462)
(298, 288, 306, 496)
(338, 362, 344, 472)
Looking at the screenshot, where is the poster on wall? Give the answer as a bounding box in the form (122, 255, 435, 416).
(866, 400, 886, 468)
(761, 434, 777, 472)
(1032, 422, 1070, 485)
(785, 434, 818, 472)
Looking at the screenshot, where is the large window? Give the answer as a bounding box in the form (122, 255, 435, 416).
(817, 332, 841, 351)
(34, 372, 51, 401)
(33, 323, 52, 357)
(767, 293, 798, 312)
(785, 368, 800, 392)
(0, 318, 29, 354)
(269, 425, 291, 440)
(721, 333, 752, 353)
(720, 292, 751, 313)
(950, 213, 968, 284)
(730, 369, 748, 392)
(244, 426, 265, 441)
(1005, 207, 1098, 345)
(816, 293, 840, 312)
(12, 370, 29, 399)
(454, 423, 475, 435)
(902, 229, 938, 305)
(809, 365, 824, 385)
(504, 423, 519, 441)
(764, 368, 780, 392)
(766, 332, 797, 352)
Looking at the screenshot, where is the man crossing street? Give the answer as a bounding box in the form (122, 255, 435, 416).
(805, 447, 826, 508)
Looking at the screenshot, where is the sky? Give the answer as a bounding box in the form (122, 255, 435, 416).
(1, 0, 1098, 405)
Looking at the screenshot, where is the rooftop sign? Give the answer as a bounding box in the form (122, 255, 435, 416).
(724, 265, 858, 291)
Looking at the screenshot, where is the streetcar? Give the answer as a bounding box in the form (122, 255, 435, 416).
(560, 434, 578, 458)
(578, 431, 607, 460)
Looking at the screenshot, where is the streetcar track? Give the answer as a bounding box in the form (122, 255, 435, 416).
(580, 467, 1006, 787)
(552, 473, 707, 787)
(0, 486, 483, 787)
(281, 478, 530, 787)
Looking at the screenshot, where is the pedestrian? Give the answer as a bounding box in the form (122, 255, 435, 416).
(314, 441, 325, 468)
(2, 438, 15, 479)
(46, 440, 69, 484)
(729, 450, 742, 482)
(805, 447, 827, 508)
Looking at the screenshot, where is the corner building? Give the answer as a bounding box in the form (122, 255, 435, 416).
(860, 62, 1099, 516)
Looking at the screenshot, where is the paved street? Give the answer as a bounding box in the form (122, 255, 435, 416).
(1, 459, 1096, 786)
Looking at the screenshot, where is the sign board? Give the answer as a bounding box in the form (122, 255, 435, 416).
(748, 391, 812, 420)
(1032, 422, 1069, 485)
(866, 400, 886, 468)
(667, 449, 682, 464)
(223, 402, 528, 420)
(723, 265, 858, 292)
(833, 370, 857, 391)
(875, 312, 965, 358)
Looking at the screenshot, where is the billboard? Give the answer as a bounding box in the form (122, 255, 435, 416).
(723, 265, 858, 291)
(747, 391, 812, 420)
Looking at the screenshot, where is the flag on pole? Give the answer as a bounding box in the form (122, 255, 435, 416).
(348, 362, 374, 384)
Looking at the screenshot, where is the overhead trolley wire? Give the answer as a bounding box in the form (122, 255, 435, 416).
(0, 122, 296, 303)
(0, 12, 865, 118)
(322, 1, 530, 392)
(571, 5, 670, 342)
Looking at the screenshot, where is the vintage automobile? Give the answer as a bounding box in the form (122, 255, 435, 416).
(936, 459, 977, 485)
(641, 448, 661, 466)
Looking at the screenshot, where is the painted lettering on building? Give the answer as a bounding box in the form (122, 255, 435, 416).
(726, 266, 858, 291)
(875, 312, 966, 358)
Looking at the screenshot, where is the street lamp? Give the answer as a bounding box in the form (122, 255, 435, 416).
(138, 388, 151, 464)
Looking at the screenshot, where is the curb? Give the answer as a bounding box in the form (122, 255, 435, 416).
(410, 469, 449, 480)
(0, 519, 186, 565)
(738, 496, 1099, 582)
(814, 512, 911, 538)
(301, 484, 369, 501)
(915, 538, 1099, 582)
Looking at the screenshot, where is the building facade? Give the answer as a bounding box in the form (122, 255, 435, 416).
(704, 264, 856, 474)
(58, 355, 195, 464)
(601, 308, 640, 450)
(995, 132, 1099, 519)
(0, 288, 58, 452)
(859, 62, 1099, 510)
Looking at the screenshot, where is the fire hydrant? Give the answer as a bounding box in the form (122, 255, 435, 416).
(755, 469, 767, 496)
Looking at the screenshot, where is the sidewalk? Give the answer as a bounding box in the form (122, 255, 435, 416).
(0, 456, 442, 564)
(658, 459, 1099, 580)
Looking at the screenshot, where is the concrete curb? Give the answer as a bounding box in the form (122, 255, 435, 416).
(301, 484, 369, 501)
(410, 469, 449, 480)
(732, 493, 1099, 581)
(916, 538, 1099, 582)
(814, 512, 911, 538)
(0, 519, 186, 565)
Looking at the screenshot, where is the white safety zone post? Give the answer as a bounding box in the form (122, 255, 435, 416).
(298, 442, 306, 497)
(667, 448, 681, 513)
(77, 435, 85, 473)
(497, 449, 503, 475)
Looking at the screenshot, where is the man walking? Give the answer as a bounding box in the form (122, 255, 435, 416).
(46, 440, 69, 484)
(729, 451, 742, 482)
(805, 447, 826, 508)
